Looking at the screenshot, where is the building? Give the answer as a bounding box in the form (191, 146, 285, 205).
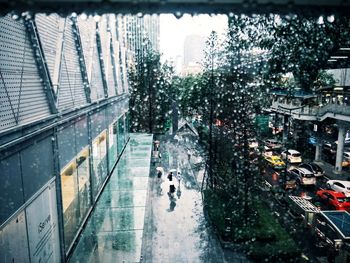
(0, 13, 157, 262)
(126, 14, 160, 60)
(182, 34, 205, 75)
(267, 64, 350, 173)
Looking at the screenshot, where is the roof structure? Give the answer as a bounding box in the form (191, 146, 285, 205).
(322, 211, 350, 239)
(177, 119, 199, 137)
(270, 89, 317, 99)
(1, 1, 350, 15)
(289, 195, 319, 213)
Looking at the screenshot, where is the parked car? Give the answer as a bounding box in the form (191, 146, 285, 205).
(326, 180, 350, 197)
(264, 155, 286, 170)
(262, 146, 274, 158)
(343, 152, 350, 167)
(316, 190, 350, 211)
(322, 143, 336, 155)
(248, 138, 259, 149)
(344, 152, 350, 161)
(281, 149, 302, 164)
(280, 171, 297, 190)
(265, 139, 282, 150)
(289, 168, 316, 186)
(298, 162, 324, 177)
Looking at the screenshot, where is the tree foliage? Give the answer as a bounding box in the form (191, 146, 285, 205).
(128, 43, 175, 133)
(262, 15, 350, 91)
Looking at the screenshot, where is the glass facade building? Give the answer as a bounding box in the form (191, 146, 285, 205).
(0, 12, 157, 262)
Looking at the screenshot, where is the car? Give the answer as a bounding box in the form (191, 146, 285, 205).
(265, 139, 282, 150)
(344, 152, 350, 161)
(322, 143, 336, 155)
(262, 146, 277, 157)
(289, 168, 316, 186)
(279, 171, 297, 190)
(264, 155, 286, 169)
(326, 180, 350, 197)
(316, 190, 350, 211)
(343, 152, 350, 167)
(281, 149, 302, 164)
(298, 162, 324, 177)
(248, 138, 259, 149)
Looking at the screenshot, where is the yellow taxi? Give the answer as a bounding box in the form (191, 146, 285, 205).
(264, 155, 286, 170)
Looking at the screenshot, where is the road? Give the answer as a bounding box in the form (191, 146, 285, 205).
(260, 164, 335, 262)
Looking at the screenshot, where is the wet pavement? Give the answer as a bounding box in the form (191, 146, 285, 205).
(68, 133, 153, 263)
(67, 132, 230, 263)
(141, 133, 226, 263)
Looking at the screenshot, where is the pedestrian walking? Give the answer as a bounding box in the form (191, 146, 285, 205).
(169, 180, 175, 195)
(187, 149, 191, 160)
(176, 184, 182, 199)
(167, 172, 176, 197)
(157, 170, 162, 180)
(176, 171, 182, 185)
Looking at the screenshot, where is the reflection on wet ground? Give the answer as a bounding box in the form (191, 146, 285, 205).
(141, 134, 227, 263)
(68, 133, 153, 262)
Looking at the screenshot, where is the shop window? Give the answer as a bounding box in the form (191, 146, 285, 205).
(108, 121, 119, 170)
(117, 116, 125, 154)
(60, 147, 91, 252)
(92, 130, 107, 199)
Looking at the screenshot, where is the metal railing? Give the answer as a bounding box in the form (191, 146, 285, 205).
(270, 101, 350, 121)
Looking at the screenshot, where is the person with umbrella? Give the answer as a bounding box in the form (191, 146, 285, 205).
(167, 170, 176, 197)
(156, 167, 164, 182)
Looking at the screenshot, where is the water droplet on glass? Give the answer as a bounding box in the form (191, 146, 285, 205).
(80, 13, 88, 21)
(94, 15, 101, 22)
(11, 13, 19, 20)
(317, 16, 324, 25)
(174, 12, 182, 19)
(327, 15, 335, 23)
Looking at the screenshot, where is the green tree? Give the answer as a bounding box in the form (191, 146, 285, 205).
(128, 41, 175, 133)
(262, 15, 350, 91)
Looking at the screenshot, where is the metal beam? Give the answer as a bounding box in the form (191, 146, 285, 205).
(71, 16, 92, 103)
(52, 18, 65, 96)
(25, 19, 58, 114)
(1, 1, 350, 16)
(95, 23, 109, 99)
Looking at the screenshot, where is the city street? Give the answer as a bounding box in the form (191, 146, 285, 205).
(141, 131, 252, 262)
(141, 133, 228, 263)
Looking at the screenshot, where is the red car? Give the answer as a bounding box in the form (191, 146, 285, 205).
(316, 190, 350, 211)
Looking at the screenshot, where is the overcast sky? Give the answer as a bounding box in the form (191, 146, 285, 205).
(160, 14, 228, 62)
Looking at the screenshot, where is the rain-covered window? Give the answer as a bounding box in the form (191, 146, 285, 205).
(1, 2, 350, 263)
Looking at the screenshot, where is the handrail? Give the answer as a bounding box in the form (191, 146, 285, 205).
(269, 101, 350, 121)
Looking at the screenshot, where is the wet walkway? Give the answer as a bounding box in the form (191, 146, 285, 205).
(69, 133, 153, 262)
(141, 134, 225, 263)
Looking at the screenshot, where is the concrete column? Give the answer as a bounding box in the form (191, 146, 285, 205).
(315, 143, 322, 162)
(282, 115, 288, 143)
(335, 125, 346, 173)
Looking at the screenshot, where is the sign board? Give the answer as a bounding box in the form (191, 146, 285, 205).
(26, 181, 60, 263)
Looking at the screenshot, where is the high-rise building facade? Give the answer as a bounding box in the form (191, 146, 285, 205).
(125, 14, 160, 61)
(182, 34, 205, 75)
(0, 13, 157, 262)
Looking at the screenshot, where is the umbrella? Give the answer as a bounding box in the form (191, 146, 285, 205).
(169, 168, 177, 173)
(156, 167, 164, 172)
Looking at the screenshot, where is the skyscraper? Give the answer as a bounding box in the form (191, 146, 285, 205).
(183, 34, 205, 75)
